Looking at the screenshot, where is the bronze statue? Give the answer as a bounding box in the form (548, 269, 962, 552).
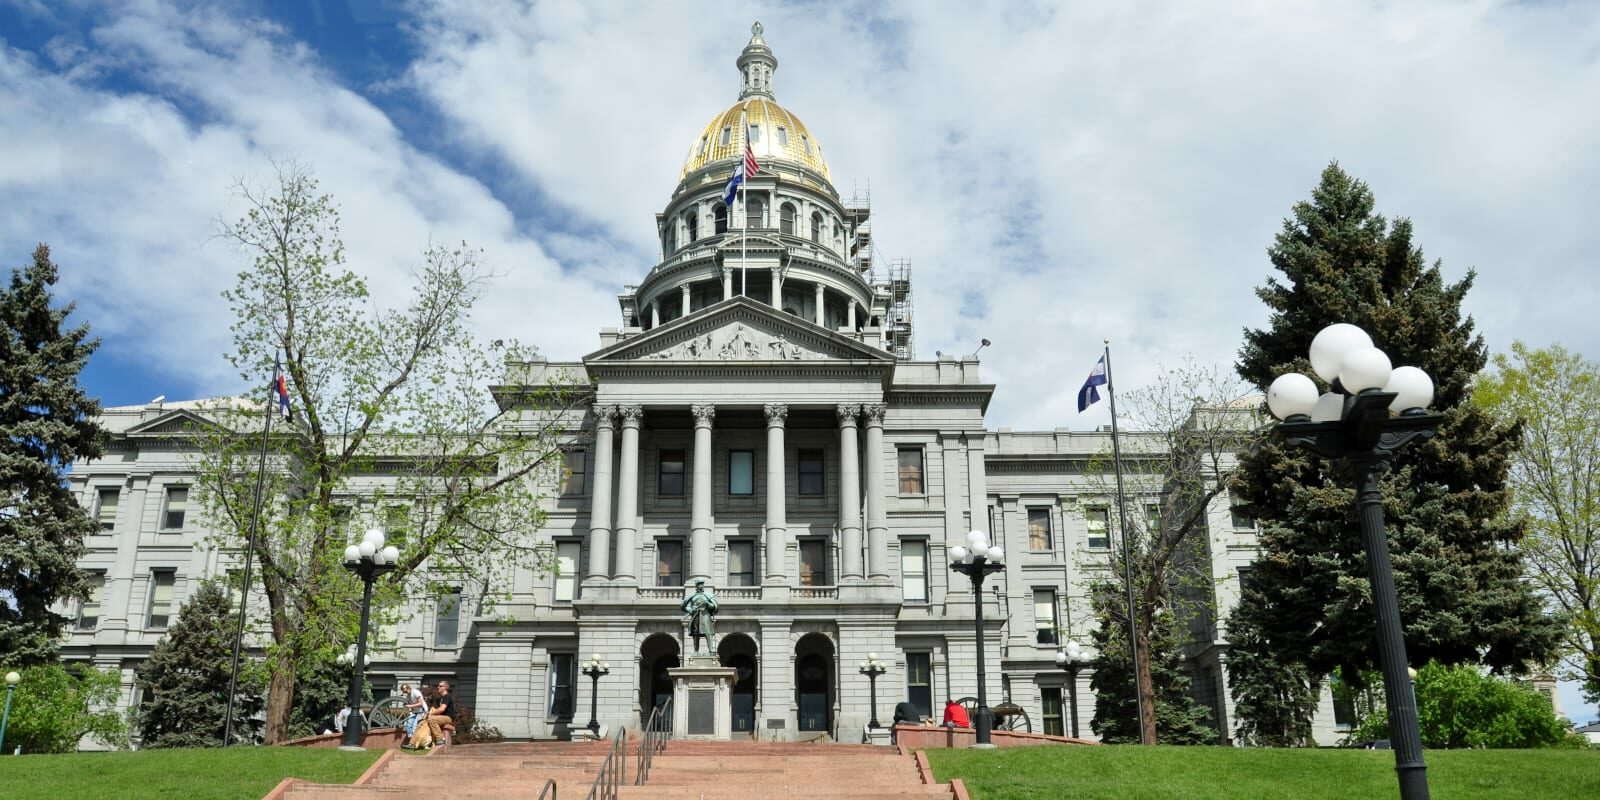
(682, 579, 718, 654)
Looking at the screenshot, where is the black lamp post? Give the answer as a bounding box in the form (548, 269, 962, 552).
(1054, 640, 1089, 739)
(858, 653, 887, 729)
(1266, 322, 1441, 800)
(583, 654, 611, 735)
(340, 528, 398, 750)
(949, 529, 1005, 748)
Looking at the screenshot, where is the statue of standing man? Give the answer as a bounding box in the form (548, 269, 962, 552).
(682, 579, 718, 655)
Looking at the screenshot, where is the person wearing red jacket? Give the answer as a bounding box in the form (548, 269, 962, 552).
(942, 699, 971, 728)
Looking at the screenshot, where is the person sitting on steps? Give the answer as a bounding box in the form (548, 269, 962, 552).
(405, 680, 457, 749)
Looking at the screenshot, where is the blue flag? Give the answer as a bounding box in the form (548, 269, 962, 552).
(1077, 355, 1107, 412)
(722, 161, 746, 206)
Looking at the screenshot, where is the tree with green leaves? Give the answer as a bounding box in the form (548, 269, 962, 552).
(1226, 163, 1562, 742)
(1088, 582, 1216, 745)
(135, 580, 263, 747)
(0, 244, 105, 666)
(1348, 662, 1582, 749)
(2, 663, 126, 753)
(193, 162, 581, 742)
(1475, 342, 1600, 703)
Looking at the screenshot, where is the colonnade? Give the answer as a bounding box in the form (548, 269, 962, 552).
(583, 402, 891, 587)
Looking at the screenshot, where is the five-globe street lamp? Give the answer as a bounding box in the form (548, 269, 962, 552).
(0, 671, 19, 755)
(1265, 322, 1441, 800)
(339, 528, 399, 750)
(858, 653, 888, 730)
(582, 654, 611, 735)
(949, 529, 1005, 748)
(1054, 641, 1090, 739)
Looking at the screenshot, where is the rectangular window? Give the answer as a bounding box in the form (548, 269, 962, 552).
(728, 449, 754, 496)
(1231, 494, 1254, 530)
(1041, 687, 1064, 737)
(147, 570, 176, 629)
(554, 541, 580, 602)
(776, 126, 788, 146)
(385, 506, 409, 550)
(659, 449, 685, 496)
(747, 124, 761, 143)
(161, 487, 188, 530)
(1146, 503, 1162, 535)
(720, 126, 732, 146)
(1238, 566, 1256, 594)
(802, 134, 811, 154)
(1085, 506, 1110, 549)
(897, 447, 924, 494)
(435, 589, 462, 648)
(727, 539, 757, 586)
(797, 449, 824, 496)
(77, 572, 105, 630)
(901, 539, 928, 602)
(698, 135, 708, 156)
(1033, 589, 1059, 645)
(798, 539, 828, 586)
(562, 449, 586, 495)
(95, 488, 119, 531)
(906, 652, 933, 719)
(549, 653, 577, 719)
(656, 540, 684, 587)
(1027, 508, 1053, 551)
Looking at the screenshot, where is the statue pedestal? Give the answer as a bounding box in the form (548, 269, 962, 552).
(670, 657, 736, 740)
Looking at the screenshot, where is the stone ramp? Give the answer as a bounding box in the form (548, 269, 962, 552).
(270, 739, 958, 800)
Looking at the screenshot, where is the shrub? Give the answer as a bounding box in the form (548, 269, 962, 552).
(1349, 662, 1583, 748)
(0, 663, 127, 753)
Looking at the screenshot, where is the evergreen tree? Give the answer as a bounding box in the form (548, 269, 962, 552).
(1227, 164, 1562, 737)
(0, 244, 104, 665)
(1225, 587, 1321, 746)
(135, 580, 263, 747)
(1088, 583, 1216, 745)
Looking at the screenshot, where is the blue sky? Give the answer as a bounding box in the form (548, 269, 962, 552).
(5, 0, 1599, 721)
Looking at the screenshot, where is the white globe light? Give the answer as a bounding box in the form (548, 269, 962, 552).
(966, 529, 988, 548)
(1384, 366, 1434, 413)
(381, 546, 399, 564)
(1266, 373, 1319, 420)
(987, 545, 1005, 562)
(961, 550, 976, 565)
(5, 671, 19, 686)
(1066, 640, 1083, 659)
(1339, 346, 1393, 393)
(1055, 651, 1067, 665)
(363, 528, 385, 549)
(949, 545, 968, 563)
(868, 652, 878, 661)
(1309, 323, 1373, 383)
(343, 545, 361, 563)
(371, 548, 387, 565)
(1311, 392, 1345, 423)
(358, 540, 376, 559)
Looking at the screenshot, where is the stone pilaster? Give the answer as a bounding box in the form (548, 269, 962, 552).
(690, 403, 716, 584)
(763, 403, 788, 583)
(612, 404, 644, 584)
(837, 404, 863, 581)
(862, 403, 889, 581)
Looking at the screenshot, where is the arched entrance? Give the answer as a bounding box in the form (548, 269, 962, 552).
(794, 633, 834, 735)
(718, 633, 759, 734)
(640, 633, 680, 725)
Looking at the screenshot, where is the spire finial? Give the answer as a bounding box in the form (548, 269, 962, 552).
(738, 21, 777, 100)
(752, 20, 763, 38)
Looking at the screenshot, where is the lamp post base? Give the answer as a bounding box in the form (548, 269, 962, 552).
(337, 744, 366, 752)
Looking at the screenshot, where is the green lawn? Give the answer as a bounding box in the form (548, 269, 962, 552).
(924, 745, 1600, 800)
(0, 746, 381, 800)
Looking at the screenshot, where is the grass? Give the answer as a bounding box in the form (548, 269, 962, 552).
(924, 744, 1600, 800)
(0, 746, 381, 800)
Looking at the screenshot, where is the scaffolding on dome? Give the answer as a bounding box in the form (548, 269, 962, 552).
(844, 184, 915, 360)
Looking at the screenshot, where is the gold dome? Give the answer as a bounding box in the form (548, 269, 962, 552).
(680, 97, 831, 182)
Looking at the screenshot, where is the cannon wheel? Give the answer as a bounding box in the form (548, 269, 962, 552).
(367, 694, 411, 729)
(954, 696, 1032, 733)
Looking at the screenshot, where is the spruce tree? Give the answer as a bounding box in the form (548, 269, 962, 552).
(0, 244, 104, 665)
(1227, 164, 1561, 737)
(135, 580, 263, 747)
(1088, 583, 1216, 744)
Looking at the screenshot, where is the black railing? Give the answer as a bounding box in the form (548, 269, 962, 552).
(636, 697, 673, 785)
(537, 777, 557, 800)
(583, 726, 627, 800)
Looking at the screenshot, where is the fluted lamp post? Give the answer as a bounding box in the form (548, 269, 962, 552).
(1054, 641, 1089, 739)
(583, 654, 611, 735)
(0, 671, 19, 754)
(340, 528, 399, 750)
(859, 653, 887, 730)
(1265, 322, 1442, 800)
(949, 529, 1005, 748)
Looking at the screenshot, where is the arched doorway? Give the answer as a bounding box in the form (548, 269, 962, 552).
(718, 633, 759, 734)
(794, 633, 834, 735)
(640, 633, 680, 726)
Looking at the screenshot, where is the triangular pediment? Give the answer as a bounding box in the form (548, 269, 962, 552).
(586, 296, 894, 364)
(123, 409, 226, 437)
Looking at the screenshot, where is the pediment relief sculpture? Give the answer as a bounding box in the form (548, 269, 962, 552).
(640, 321, 828, 361)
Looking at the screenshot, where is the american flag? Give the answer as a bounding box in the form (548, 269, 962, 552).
(743, 144, 760, 177)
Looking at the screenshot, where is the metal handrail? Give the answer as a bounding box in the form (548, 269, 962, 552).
(537, 777, 556, 800)
(635, 696, 673, 785)
(583, 726, 627, 800)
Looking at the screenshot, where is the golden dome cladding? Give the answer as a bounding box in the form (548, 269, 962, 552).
(680, 97, 831, 182)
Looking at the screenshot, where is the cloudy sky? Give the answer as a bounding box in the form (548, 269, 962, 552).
(5, 0, 1598, 713)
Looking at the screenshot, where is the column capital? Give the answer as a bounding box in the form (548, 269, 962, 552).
(616, 404, 645, 425)
(836, 403, 861, 426)
(593, 404, 618, 427)
(691, 404, 717, 426)
(861, 403, 888, 425)
(764, 403, 789, 427)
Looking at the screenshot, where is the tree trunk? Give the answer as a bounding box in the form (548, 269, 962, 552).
(1136, 627, 1158, 744)
(264, 646, 296, 743)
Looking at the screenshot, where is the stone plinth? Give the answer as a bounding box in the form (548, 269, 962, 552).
(670, 658, 737, 740)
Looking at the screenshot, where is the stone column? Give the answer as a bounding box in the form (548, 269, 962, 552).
(650, 301, 660, 329)
(723, 268, 733, 300)
(690, 404, 716, 584)
(586, 406, 616, 581)
(837, 404, 864, 581)
(770, 269, 783, 310)
(862, 403, 890, 581)
(763, 403, 789, 584)
(814, 284, 825, 326)
(681, 284, 692, 318)
(847, 301, 857, 330)
(612, 405, 644, 584)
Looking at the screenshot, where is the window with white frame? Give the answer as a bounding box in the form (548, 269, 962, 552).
(77, 572, 105, 630)
(727, 539, 757, 586)
(554, 541, 580, 602)
(1027, 507, 1053, 551)
(729, 450, 754, 496)
(659, 450, 686, 496)
(549, 653, 577, 719)
(798, 539, 828, 586)
(1041, 686, 1064, 736)
(901, 539, 928, 602)
(1085, 506, 1110, 549)
(562, 450, 586, 495)
(656, 540, 685, 587)
(1230, 492, 1254, 530)
(161, 487, 188, 530)
(719, 126, 732, 146)
(897, 447, 925, 494)
(147, 570, 176, 629)
(906, 652, 933, 719)
(1033, 588, 1059, 645)
(435, 589, 462, 647)
(95, 488, 119, 531)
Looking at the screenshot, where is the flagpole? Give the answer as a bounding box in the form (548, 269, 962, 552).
(223, 353, 278, 745)
(739, 109, 748, 297)
(1103, 340, 1147, 744)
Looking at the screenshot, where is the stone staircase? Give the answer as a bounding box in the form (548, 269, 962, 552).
(270, 739, 959, 800)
